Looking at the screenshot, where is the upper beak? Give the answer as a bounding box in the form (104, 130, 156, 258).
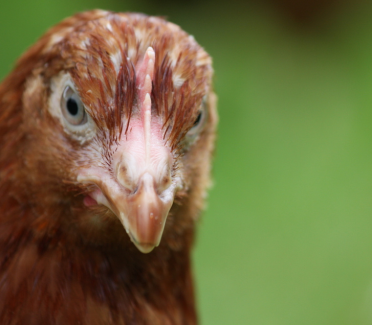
(124, 172, 173, 251)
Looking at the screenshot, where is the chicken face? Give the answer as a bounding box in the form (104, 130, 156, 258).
(17, 11, 216, 253)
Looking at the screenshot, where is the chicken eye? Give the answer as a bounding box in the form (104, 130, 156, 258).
(193, 111, 203, 127)
(186, 98, 207, 140)
(61, 86, 87, 125)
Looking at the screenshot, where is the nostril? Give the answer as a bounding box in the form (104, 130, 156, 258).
(160, 176, 171, 191)
(132, 185, 139, 195)
(120, 165, 127, 174)
(116, 162, 135, 192)
(162, 176, 170, 187)
(156, 171, 173, 194)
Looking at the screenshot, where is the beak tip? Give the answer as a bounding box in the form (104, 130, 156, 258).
(136, 243, 156, 254)
(128, 231, 158, 253)
(119, 207, 166, 254)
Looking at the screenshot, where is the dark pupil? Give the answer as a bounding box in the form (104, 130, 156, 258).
(66, 98, 79, 116)
(193, 112, 202, 126)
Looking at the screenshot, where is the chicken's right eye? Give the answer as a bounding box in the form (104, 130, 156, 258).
(61, 86, 87, 126)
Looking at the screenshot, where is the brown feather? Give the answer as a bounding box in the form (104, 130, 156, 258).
(0, 10, 217, 324)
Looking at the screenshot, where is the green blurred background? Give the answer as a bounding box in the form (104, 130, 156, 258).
(3, 0, 372, 324)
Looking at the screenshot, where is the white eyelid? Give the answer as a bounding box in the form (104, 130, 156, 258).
(49, 72, 97, 145)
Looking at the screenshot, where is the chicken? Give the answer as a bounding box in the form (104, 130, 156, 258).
(0, 10, 217, 325)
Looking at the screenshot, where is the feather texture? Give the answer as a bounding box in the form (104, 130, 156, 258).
(0, 10, 217, 324)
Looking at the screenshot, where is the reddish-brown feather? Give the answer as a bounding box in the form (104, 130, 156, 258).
(0, 10, 217, 325)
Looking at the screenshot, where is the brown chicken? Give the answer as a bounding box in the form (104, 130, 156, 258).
(0, 10, 217, 325)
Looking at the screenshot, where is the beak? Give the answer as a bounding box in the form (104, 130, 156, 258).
(78, 166, 175, 253)
(124, 172, 173, 252)
(77, 47, 177, 253)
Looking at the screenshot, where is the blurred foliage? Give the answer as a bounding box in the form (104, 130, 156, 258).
(2, 0, 372, 324)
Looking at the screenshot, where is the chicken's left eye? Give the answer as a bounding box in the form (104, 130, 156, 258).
(185, 98, 207, 141)
(61, 86, 87, 125)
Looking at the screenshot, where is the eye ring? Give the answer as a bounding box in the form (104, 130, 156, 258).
(186, 97, 208, 139)
(61, 86, 87, 126)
